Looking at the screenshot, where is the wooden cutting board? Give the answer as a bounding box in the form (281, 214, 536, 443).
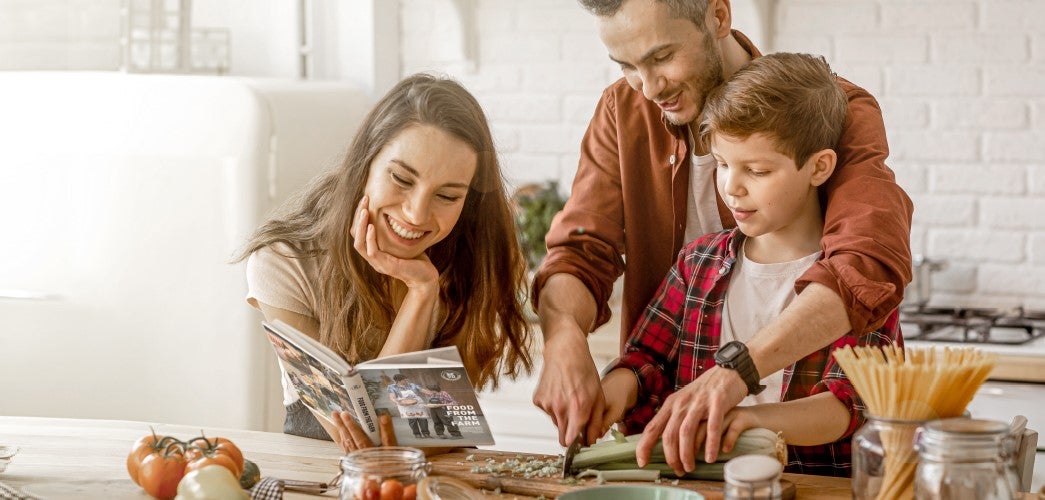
(428, 449, 796, 499)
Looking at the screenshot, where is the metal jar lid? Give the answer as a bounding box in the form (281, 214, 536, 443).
(919, 418, 1013, 462)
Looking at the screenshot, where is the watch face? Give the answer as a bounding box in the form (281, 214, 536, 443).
(718, 342, 742, 360)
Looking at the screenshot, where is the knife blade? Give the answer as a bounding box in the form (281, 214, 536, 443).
(561, 434, 583, 478)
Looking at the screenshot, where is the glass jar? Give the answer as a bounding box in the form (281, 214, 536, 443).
(723, 454, 783, 500)
(339, 447, 431, 500)
(416, 476, 482, 500)
(852, 415, 927, 500)
(915, 418, 1019, 500)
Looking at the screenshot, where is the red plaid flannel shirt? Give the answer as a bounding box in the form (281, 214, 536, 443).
(614, 229, 902, 477)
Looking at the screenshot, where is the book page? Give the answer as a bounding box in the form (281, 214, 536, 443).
(360, 362, 495, 447)
(262, 321, 380, 442)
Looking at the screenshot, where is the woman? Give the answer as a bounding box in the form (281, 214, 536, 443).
(236, 73, 533, 451)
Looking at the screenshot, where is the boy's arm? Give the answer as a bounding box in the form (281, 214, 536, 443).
(722, 393, 850, 449)
(608, 251, 695, 435)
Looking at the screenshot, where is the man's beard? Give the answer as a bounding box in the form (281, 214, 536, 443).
(666, 30, 725, 127)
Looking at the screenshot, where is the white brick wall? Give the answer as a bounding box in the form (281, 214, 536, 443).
(400, 0, 1045, 306)
(4, 0, 1042, 305)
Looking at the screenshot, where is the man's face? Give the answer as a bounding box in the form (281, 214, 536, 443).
(596, 0, 724, 127)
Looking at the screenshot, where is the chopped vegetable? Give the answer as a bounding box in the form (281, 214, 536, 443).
(569, 428, 784, 480)
(576, 468, 660, 483)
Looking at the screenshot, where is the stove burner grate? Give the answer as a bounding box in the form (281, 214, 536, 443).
(899, 306, 1045, 345)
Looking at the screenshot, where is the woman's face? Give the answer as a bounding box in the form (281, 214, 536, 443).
(363, 124, 478, 260)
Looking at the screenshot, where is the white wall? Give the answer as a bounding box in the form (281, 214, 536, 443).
(4, 0, 1045, 429)
(399, 0, 1045, 308)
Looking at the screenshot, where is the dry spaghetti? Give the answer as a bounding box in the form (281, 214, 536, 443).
(833, 344, 997, 500)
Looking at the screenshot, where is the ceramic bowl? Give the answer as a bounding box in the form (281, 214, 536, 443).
(558, 485, 705, 500)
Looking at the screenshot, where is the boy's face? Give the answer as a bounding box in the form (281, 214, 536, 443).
(712, 132, 824, 239)
(596, 0, 725, 128)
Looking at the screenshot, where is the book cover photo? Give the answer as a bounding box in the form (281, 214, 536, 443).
(263, 320, 495, 447)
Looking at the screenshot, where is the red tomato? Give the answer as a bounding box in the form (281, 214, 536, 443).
(402, 484, 417, 500)
(358, 478, 381, 500)
(186, 436, 244, 477)
(137, 451, 186, 500)
(380, 479, 404, 500)
(185, 452, 239, 478)
(126, 434, 178, 486)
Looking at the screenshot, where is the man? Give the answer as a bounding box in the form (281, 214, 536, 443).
(531, 0, 912, 474)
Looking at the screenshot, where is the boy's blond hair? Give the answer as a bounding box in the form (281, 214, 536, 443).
(698, 52, 847, 168)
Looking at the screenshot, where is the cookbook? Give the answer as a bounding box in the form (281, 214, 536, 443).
(262, 320, 495, 447)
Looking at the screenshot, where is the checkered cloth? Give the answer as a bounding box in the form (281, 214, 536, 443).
(249, 475, 341, 500)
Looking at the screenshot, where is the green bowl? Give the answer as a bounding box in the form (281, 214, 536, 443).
(558, 485, 705, 500)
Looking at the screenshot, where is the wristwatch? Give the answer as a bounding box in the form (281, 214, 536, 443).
(714, 341, 766, 396)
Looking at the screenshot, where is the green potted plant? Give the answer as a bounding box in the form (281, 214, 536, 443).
(512, 181, 567, 273)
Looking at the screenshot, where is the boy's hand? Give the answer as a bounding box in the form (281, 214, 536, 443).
(714, 406, 763, 455)
(598, 368, 638, 433)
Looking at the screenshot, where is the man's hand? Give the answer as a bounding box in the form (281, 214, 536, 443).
(533, 326, 606, 446)
(635, 365, 747, 475)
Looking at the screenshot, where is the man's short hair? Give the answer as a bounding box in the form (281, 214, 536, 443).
(577, 0, 710, 30)
(698, 52, 848, 168)
(393, 373, 407, 382)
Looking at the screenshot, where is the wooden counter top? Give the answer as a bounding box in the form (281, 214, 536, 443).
(0, 417, 861, 499)
(5, 417, 1037, 499)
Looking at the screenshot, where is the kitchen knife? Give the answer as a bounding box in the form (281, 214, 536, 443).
(561, 434, 583, 478)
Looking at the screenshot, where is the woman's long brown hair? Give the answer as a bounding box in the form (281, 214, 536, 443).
(236, 74, 533, 389)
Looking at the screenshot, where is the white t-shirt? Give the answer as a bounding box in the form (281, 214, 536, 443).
(720, 243, 822, 406)
(685, 147, 724, 244)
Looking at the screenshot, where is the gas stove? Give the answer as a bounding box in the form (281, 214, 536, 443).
(900, 305, 1045, 345)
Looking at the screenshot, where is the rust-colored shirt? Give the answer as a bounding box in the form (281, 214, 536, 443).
(533, 31, 913, 345)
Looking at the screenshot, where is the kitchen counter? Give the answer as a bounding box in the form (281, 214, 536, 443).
(0, 416, 857, 499)
(3, 417, 1039, 499)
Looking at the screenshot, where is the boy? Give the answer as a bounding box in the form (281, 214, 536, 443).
(600, 53, 902, 477)
(387, 373, 432, 439)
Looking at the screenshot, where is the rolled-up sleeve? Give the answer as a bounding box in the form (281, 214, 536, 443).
(532, 87, 627, 330)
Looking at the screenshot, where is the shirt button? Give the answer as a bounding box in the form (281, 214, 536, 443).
(718, 267, 727, 275)
(669, 154, 676, 165)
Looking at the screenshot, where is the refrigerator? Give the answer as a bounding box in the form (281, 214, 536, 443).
(0, 72, 371, 431)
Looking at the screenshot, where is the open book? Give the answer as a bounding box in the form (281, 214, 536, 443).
(262, 320, 495, 447)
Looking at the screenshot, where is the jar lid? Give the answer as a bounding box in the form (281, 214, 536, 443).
(340, 446, 429, 473)
(723, 454, 783, 484)
(924, 418, 1007, 436)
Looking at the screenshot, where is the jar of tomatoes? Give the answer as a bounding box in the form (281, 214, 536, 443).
(339, 446, 430, 500)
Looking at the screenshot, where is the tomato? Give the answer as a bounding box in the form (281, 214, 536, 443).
(186, 436, 244, 477)
(358, 478, 381, 500)
(127, 433, 178, 486)
(402, 484, 417, 500)
(185, 452, 239, 478)
(380, 479, 404, 500)
(138, 450, 186, 500)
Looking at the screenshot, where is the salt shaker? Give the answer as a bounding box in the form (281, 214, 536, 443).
(723, 454, 784, 500)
